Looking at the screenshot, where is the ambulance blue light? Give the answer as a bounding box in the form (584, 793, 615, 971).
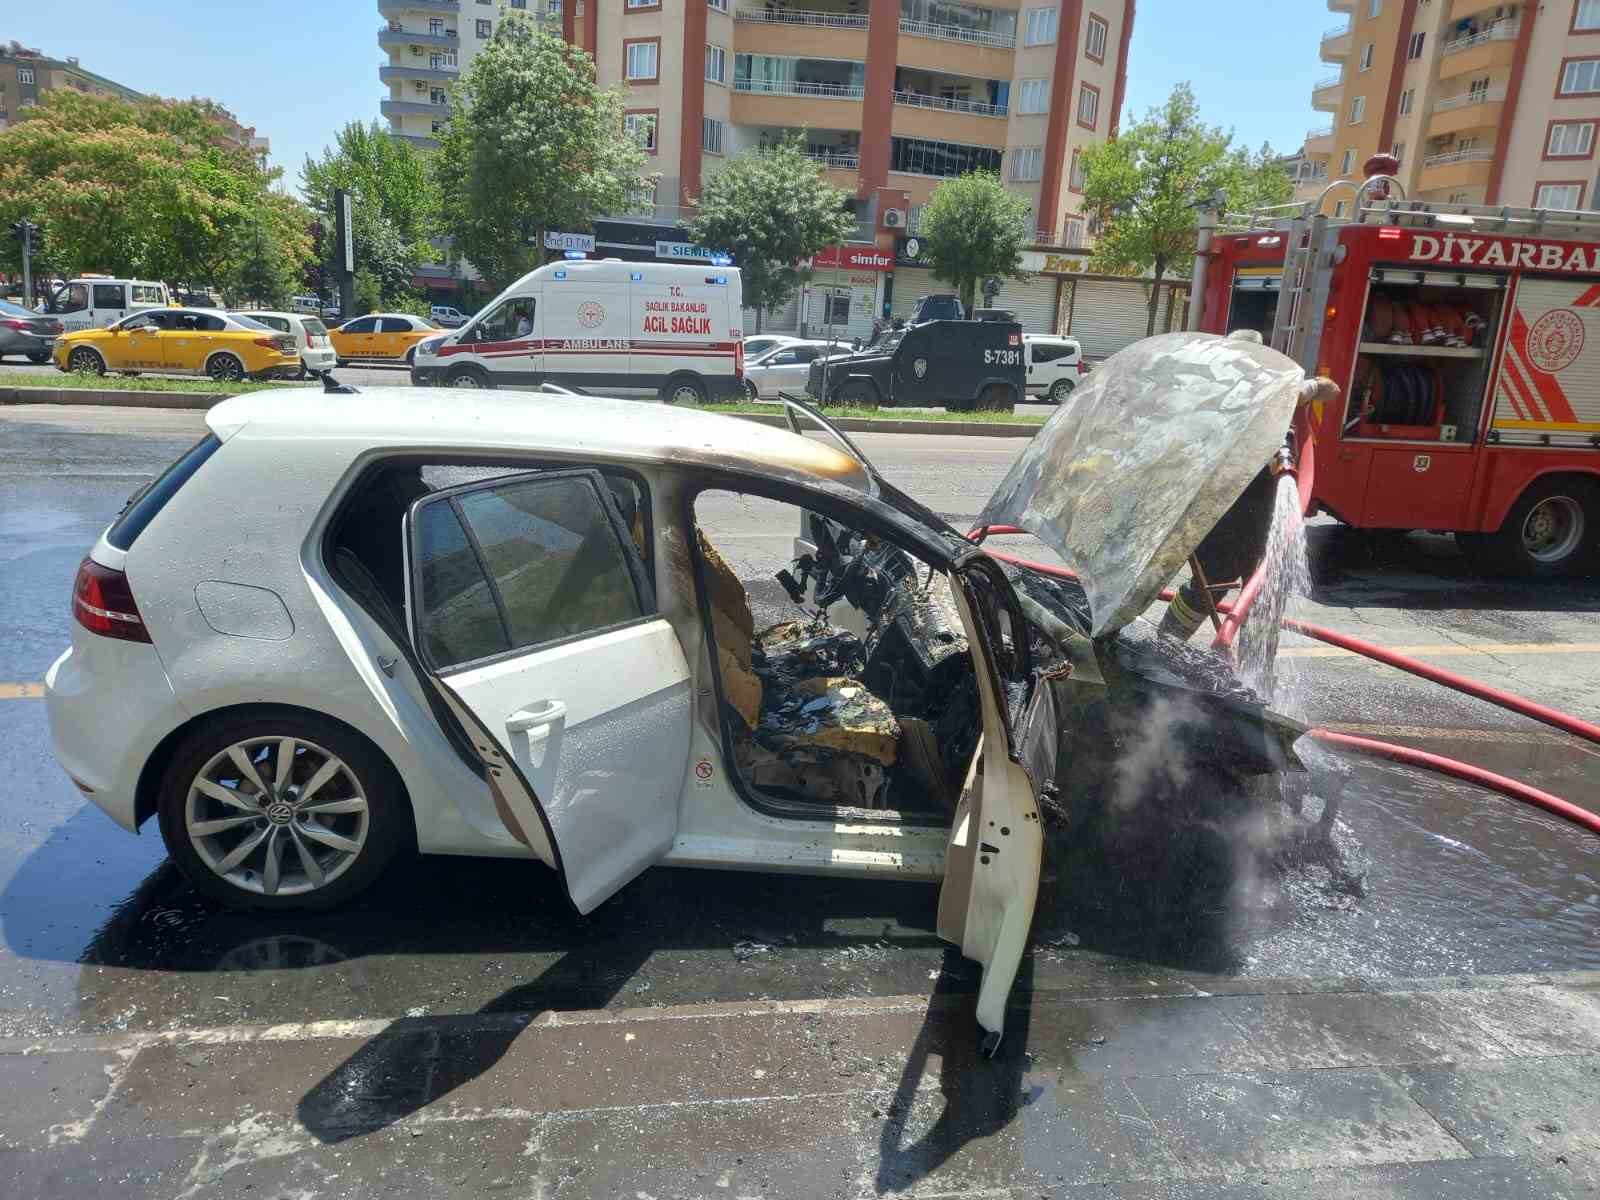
(553, 270, 568, 279)
(710, 253, 732, 267)
(630, 272, 643, 281)
(563, 249, 587, 260)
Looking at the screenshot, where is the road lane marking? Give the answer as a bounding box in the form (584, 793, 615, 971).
(0, 683, 44, 700)
(1280, 641, 1600, 660)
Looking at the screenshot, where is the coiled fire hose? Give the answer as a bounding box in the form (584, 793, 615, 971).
(967, 525, 1600, 839)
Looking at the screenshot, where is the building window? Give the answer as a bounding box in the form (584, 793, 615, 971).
(702, 117, 725, 154)
(1349, 95, 1365, 124)
(625, 40, 659, 81)
(1359, 43, 1374, 71)
(1536, 182, 1584, 209)
(1577, 0, 1600, 31)
(1085, 14, 1108, 62)
(1391, 141, 1404, 163)
(476, 18, 492, 36)
(429, 17, 445, 33)
(1448, 191, 1471, 204)
(1340, 147, 1356, 175)
(705, 44, 726, 84)
(431, 87, 449, 104)
(626, 0, 657, 8)
(709, 0, 729, 9)
(1334, 200, 1347, 217)
(889, 135, 1003, 178)
(1077, 83, 1099, 129)
(1560, 58, 1600, 94)
(625, 110, 658, 152)
(1467, 75, 1490, 102)
(511, 0, 526, 8)
(1017, 78, 1048, 113)
(1368, 0, 1381, 15)
(1458, 134, 1478, 151)
(1011, 147, 1043, 181)
(1548, 121, 1597, 157)
(1024, 7, 1058, 45)
(1398, 88, 1414, 115)
(1070, 147, 1087, 190)
(18, 68, 34, 85)
(1407, 32, 1424, 59)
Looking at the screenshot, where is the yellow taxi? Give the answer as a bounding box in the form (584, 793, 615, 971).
(329, 312, 440, 365)
(55, 308, 300, 381)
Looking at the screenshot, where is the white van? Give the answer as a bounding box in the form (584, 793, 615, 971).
(1023, 334, 1084, 403)
(46, 277, 172, 332)
(410, 260, 744, 403)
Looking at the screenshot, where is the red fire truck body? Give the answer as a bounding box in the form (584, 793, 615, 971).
(1197, 205, 1600, 575)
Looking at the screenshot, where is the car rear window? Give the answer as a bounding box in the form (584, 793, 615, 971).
(106, 435, 221, 551)
(302, 318, 328, 336)
(241, 314, 288, 332)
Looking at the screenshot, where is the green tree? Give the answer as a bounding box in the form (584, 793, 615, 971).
(1082, 82, 1293, 336)
(224, 193, 311, 308)
(300, 120, 438, 308)
(0, 90, 309, 292)
(915, 171, 1032, 314)
(687, 137, 856, 332)
(434, 16, 651, 290)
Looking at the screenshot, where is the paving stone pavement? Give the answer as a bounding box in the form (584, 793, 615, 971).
(2, 972, 1597, 1198)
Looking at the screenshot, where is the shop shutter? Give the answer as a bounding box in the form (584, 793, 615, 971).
(890, 268, 938, 322)
(805, 281, 877, 342)
(988, 274, 1059, 334)
(1064, 277, 1159, 360)
(746, 290, 800, 334)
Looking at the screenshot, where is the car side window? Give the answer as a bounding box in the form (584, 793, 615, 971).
(413, 472, 650, 671)
(52, 284, 89, 314)
(93, 284, 125, 309)
(343, 317, 377, 334)
(472, 300, 533, 343)
(1031, 342, 1066, 364)
(123, 313, 161, 331)
(379, 317, 413, 334)
(196, 314, 227, 332)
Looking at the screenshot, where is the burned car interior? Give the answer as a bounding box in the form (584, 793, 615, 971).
(694, 491, 991, 820)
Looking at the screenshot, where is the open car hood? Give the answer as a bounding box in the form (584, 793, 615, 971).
(978, 332, 1304, 638)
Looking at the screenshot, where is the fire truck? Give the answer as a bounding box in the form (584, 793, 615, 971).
(1192, 159, 1600, 577)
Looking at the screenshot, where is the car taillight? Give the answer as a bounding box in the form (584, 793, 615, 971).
(0, 318, 27, 331)
(735, 340, 744, 378)
(72, 558, 151, 643)
(1077, 359, 1086, 375)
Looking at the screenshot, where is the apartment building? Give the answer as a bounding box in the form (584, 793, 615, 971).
(1299, 0, 1600, 214)
(0, 42, 144, 132)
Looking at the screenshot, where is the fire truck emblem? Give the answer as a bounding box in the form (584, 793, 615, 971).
(577, 301, 606, 329)
(913, 357, 928, 379)
(1527, 308, 1584, 374)
(1413, 454, 1431, 473)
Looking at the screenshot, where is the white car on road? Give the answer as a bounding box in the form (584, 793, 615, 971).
(1024, 335, 1085, 403)
(43, 337, 1306, 1045)
(234, 311, 338, 378)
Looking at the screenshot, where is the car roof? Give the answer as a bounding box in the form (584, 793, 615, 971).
(204, 388, 872, 489)
(236, 310, 309, 320)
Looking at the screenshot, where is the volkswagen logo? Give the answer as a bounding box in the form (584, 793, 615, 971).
(266, 801, 294, 825)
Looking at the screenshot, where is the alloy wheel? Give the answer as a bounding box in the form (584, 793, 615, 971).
(184, 735, 369, 898)
(448, 371, 482, 389)
(1520, 495, 1585, 565)
(208, 355, 245, 383)
(68, 347, 103, 375)
(671, 383, 702, 406)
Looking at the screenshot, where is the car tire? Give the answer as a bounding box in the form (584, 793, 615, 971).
(67, 346, 106, 376)
(838, 379, 879, 407)
(446, 365, 492, 389)
(155, 710, 408, 912)
(207, 353, 246, 384)
(1048, 377, 1075, 403)
(27, 351, 51, 364)
(406, 346, 418, 367)
(977, 383, 1015, 414)
(1457, 477, 1599, 578)
(336, 358, 349, 368)
(660, 374, 708, 406)
(742, 378, 760, 402)
(295, 365, 309, 381)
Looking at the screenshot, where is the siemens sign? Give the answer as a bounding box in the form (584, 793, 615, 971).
(655, 241, 720, 263)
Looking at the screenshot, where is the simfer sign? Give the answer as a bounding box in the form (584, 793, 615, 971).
(811, 245, 894, 271)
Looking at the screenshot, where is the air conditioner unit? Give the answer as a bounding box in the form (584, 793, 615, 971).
(882, 208, 907, 229)
(414, 81, 427, 91)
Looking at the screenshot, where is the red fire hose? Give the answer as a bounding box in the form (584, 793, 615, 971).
(966, 525, 1599, 839)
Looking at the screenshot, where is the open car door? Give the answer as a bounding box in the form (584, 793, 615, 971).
(404, 469, 692, 913)
(938, 555, 1051, 1051)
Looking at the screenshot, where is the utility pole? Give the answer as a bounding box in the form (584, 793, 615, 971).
(11, 219, 36, 310)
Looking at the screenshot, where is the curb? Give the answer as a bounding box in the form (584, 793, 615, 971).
(0, 386, 227, 409)
(1, 387, 1043, 437)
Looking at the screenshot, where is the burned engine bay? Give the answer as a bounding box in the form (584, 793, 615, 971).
(698, 506, 1306, 824)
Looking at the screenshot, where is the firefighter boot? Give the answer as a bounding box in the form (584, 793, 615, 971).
(1157, 580, 1209, 643)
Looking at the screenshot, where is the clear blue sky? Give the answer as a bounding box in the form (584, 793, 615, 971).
(9, 0, 1332, 192)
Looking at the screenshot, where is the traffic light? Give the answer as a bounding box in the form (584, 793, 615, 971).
(11, 219, 37, 246)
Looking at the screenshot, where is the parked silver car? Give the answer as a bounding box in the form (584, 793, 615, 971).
(0, 298, 63, 363)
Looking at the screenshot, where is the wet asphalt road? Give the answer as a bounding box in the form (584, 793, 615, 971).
(1, 401, 1596, 1047)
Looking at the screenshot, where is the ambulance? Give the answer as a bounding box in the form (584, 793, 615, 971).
(410, 260, 744, 404)
(1195, 159, 1600, 577)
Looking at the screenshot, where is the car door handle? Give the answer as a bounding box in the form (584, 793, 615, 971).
(506, 699, 566, 740)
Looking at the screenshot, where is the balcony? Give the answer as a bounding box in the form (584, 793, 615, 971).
(1305, 124, 1334, 152)
(391, 132, 441, 150)
(734, 78, 863, 99)
(379, 26, 458, 50)
(1320, 22, 1351, 62)
(1449, 0, 1500, 21)
(378, 0, 459, 14)
(734, 5, 867, 29)
(1439, 20, 1519, 77)
(1428, 86, 1506, 136)
(381, 65, 458, 85)
(893, 89, 1006, 117)
(898, 17, 1015, 49)
(1419, 147, 1494, 191)
(381, 98, 452, 118)
(1311, 73, 1343, 112)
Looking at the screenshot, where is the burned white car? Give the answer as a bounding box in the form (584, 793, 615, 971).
(46, 333, 1309, 1045)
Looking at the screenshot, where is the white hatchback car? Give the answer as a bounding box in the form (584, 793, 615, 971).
(234, 311, 338, 378)
(44, 337, 1307, 1044)
(1024, 335, 1085, 403)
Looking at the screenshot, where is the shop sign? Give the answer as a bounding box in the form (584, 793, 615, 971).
(1020, 250, 1091, 275)
(656, 240, 719, 262)
(544, 231, 596, 252)
(810, 245, 894, 272)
